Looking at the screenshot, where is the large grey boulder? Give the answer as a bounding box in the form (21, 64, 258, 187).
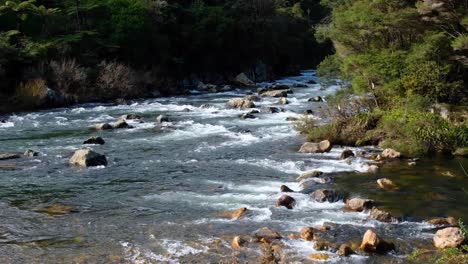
(299, 140, 332, 153)
(69, 149, 107, 167)
(226, 98, 256, 109)
(233, 73, 255, 87)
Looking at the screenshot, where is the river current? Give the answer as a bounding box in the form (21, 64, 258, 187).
(0, 70, 467, 263)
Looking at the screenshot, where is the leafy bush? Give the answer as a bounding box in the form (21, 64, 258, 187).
(96, 61, 141, 99)
(49, 59, 87, 98)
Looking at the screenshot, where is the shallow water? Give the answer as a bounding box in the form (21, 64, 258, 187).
(0, 70, 467, 263)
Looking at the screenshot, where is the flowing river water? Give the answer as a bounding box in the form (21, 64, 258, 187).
(0, 70, 467, 263)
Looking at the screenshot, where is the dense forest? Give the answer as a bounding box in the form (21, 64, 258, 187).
(0, 0, 330, 110)
(299, 0, 468, 157)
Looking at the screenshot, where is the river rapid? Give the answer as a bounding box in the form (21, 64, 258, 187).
(0, 70, 467, 263)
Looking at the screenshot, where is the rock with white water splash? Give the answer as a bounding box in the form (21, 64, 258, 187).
(222, 207, 248, 219)
(433, 227, 465, 249)
(243, 95, 262, 102)
(298, 140, 332, 153)
(345, 198, 374, 212)
(377, 178, 398, 190)
(311, 189, 345, 203)
(231, 236, 246, 249)
(155, 115, 170, 123)
(119, 114, 141, 120)
(254, 227, 282, 241)
(278, 97, 289, 105)
(0, 153, 21, 160)
(360, 229, 395, 254)
(111, 120, 134, 129)
(340, 149, 355, 160)
(94, 123, 113, 130)
(296, 170, 323, 181)
(69, 149, 107, 167)
(23, 149, 39, 157)
(239, 113, 256, 119)
(427, 217, 458, 226)
(226, 98, 256, 109)
(381, 148, 401, 159)
(300, 227, 315, 241)
(233, 72, 255, 87)
(280, 185, 294, 193)
(338, 244, 355, 256)
(83, 136, 105, 145)
(369, 207, 398, 223)
(275, 194, 296, 209)
(308, 96, 323, 102)
(360, 164, 379, 173)
(261, 106, 282, 113)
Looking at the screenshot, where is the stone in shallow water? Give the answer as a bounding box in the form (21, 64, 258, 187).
(69, 149, 107, 167)
(308, 253, 329, 260)
(222, 207, 248, 219)
(23, 149, 39, 157)
(231, 236, 246, 249)
(254, 227, 281, 241)
(360, 229, 395, 254)
(433, 227, 465, 249)
(41, 203, 77, 216)
(300, 227, 314, 241)
(345, 198, 374, 212)
(275, 195, 296, 209)
(83, 136, 105, 145)
(369, 207, 398, 223)
(0, 153, 21, 160)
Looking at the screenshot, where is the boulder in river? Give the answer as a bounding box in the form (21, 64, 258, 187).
(243, 95, 262, 102)
(23, 149, 39, 157)
(308, 96, 323, 102)
(226, 98, 256, 109)
(345, 198, 374, 212)
(280, 185, 295, 193)
(254, 227, 282, 241)
(311, 189, 345, 203)
(83, 136, 105, 145)
(111, 120, 134, 129)
(278, 97, 289, 105)
(119, 114, 141, 120)
(427, 217, 458, 226)
(94, 123, 113, 130)
(239, 113, 256, 119)
(233, 73, 255, 87)
(338, 244, 355, 257)
(433, 227, 465, 249)
(381, 148, 401, 159)
(155, 115, 170, 123)
(261, 106, 282, 113)
(340, 149, 355, 160)
(222, 207, 248, 219)
(275, 194, 296, 209)
(259, 89, 289, 98)
(300, 227, 315, 241)
(298, 140, 332, 153)
(231, 236, 246, 249)
(0, 153, 21, 160)
(69, 149, 107, 167)
(360, 229, 395, 254)
(369, 207, 398, 223)
(296, 170, 323, 181)
(377, 178, 398, 190)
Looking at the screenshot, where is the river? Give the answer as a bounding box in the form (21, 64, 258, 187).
(0, 70, 467, 263)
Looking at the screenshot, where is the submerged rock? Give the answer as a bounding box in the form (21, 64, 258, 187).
(308, 96, 323, 102)
(360, 229, 395, 254)
(254, 227, 281, 241)
(261, 106, 282, 113)
(377, 178, 398, 190)
(69, 149, 107, 167)
(338, 244, 355, 257)
(275, 195, 296, 209)
(119, 114, 141, 120)
(83, 136, 105, 145)
(239, 113, 256, 119)
(41, 203, 77, 216)
(427, 217, 458, 226)
(226, 98, 256, 109)
(0, 153, 21, 160)
(433, 227, 465, 249)
(94, 123, 113, 130)
(280, 185, 295, 193)
(259, 89, 289, 98)
(298, 140, 332, 153)
(23, 150, 39, 157)
(296, 170, 323, 181)
(155, 115, 170, 123)
(311, 189, 345, 203)
(369, 207, 398, 223)
(111, 120, 134, 129)
(285, 117, 299, 121)
(231, 236, 246, 249)
(308, 253, 329, 260)
(300, 227, 315, 241)
(340, 149, 355, 160)
(278, 97, 289, 105)
(345, 198, 374, 212)
(222, 207, 248, 219)
(381, 148, 401, 159)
